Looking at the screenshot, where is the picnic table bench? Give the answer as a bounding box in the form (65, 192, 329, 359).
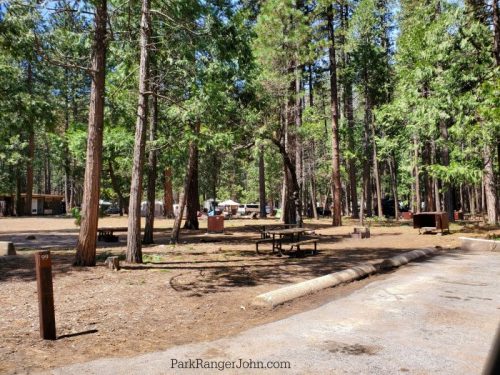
(97, 227, 166, 242)
(97, 227, 127, 242)
(256, 227, 318, 256)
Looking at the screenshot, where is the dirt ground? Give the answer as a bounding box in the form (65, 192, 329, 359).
(0, 216, 498, 374)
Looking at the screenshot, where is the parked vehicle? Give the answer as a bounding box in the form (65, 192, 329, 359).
(316, 207, 331, 217)
(237, 204, 260, 215)
(105, 206, 121, 215)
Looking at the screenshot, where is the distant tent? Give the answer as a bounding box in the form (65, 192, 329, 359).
(219, 199, 240, 206)
(219, 199, 239, 215)
(140, 201, 164, 217)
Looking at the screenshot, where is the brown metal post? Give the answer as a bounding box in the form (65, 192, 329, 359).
(35, 251, 56, 340)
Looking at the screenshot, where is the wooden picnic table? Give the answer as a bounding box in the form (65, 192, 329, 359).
(97, 227, 127, 242)
(266, 227, 306, 256)
(245, 223, 298, 239)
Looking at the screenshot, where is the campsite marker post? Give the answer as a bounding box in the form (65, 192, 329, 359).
(35, 251, 56, 340)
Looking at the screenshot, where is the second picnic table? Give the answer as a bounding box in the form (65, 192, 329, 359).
(244, 223, 298, 239)
(264, 227, 318, 256)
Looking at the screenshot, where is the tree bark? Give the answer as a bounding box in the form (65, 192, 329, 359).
(423, 141, 435, 211)
(362, 94, 372, 219)
(15, 175, 22, 216)
(44, 134, 52, 194)
(108, 160, 125, 216)
(163, 168, 174, 218)
(484, 145, 498, 224)
(25, 63, 34, 216)
(171, 130, 198, 243)
(413, 137, 421, 213)
(388, 155, 400, 219)
(341, 2, 358, 219)
(371, 120, 383, 218)
(281, 96, 300, 225)
(309, 141, 319, 220)
(273, 138, 301, 225)
(439, 119, 454, 220)
(183, 123, 200, 230)
(327, 5, 342, 227)
(259, 145, 267, 218)
(171, 191, 186, 243)
(295, 69, 304, 217)
(143, 81, 158, 245)
(63, 70, 72, 214)
(74, 0, 107, 267)
(126, 0, 151, 263)
(431, 139, 441, 212)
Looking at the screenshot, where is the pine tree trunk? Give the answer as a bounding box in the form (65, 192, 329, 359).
(171, 191, 186, 244)
(493, 0, 500, 210)
(74, 0, 107, 267)
(340, 2, 358, 219)
(126, 0, 151, 263)
(431, 140, 441, 212)
(371, 120, 383, 218)
(163, 168, 174, 218)
(310, 180, 319, 219)
(280, 176, 287, 224)
(469, 185, 476, 214)
(327, 5, 342, 227)
(362, 91, 372, 218)
(281, 96, 300, 225)
(171, 130, 198, 243)
(63, 72, 72, 214)
(346, 86, 358, 218)
(24, 63, 34, 216)
(25, 136, 34, 212)
(184, 123, 200, 230)
(143, 83, 158, 245)
(423, 141, 435, 211)
(388, 156, 399, 219)
(15, 175, 22, 216)
(484, 144, 498, 224)
(439, 119, 454, 220)
(295, 70, 304, 217)
(259, 146, 267, 218)
(413, 137, 421, 213)
(108, 160, 125, 216)
(44, 135, 52, 194)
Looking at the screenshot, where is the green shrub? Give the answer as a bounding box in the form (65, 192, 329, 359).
(71, 207, 81, 226)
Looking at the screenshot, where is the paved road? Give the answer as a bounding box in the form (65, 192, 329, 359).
(48, 250, 500, 375)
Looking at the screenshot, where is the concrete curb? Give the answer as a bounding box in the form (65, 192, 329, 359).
(459, 237, 500, 252)
(253, 248, 439, 308)
(253, 263, 377, 308)
(380, 248, 437, 270)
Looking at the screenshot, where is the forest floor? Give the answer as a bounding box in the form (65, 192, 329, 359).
(0, 216, 498, 374)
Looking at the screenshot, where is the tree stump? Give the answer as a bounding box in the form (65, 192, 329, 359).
(105, 256, 120, 271)
(352, 227, 370, 239)
(0, 242, 16, 256)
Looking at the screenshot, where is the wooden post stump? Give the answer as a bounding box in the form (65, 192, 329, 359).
(0, 241, 16, 256)
(105, 256, 120, 271)
(352, 227, 370, 239)
(35, 251, 56, 340)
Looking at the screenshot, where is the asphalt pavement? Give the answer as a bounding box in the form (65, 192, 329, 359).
(47, 250, 500, 375)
